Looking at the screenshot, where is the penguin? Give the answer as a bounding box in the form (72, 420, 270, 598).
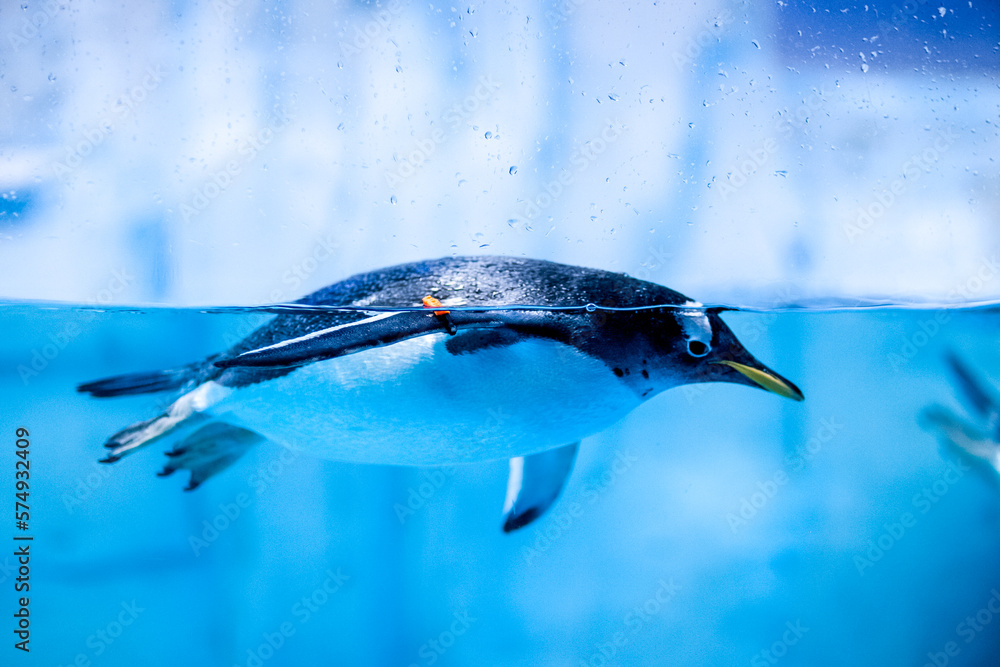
(78, 255, 804, 532)
(922, 352, 1000, 475)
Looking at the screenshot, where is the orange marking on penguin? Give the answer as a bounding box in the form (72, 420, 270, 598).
(422, 295, 457, 335)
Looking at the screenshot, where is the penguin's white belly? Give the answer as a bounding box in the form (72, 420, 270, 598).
(208, 334, 641, 465)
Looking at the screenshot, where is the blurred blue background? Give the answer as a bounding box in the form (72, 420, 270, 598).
(3, 0, 1000, 665)
(7, 306, 1000, 666)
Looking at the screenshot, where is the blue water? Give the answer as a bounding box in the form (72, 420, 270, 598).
(3, 303, 1000, 666)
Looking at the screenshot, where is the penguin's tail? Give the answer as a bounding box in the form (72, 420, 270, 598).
(77, 359, 217, 398)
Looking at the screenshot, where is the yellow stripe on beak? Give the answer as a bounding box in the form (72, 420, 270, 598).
(712, 361, 804, 401)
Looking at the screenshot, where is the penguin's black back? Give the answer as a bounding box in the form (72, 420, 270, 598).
(234, 256, 686, 351)
(79, 257, 693, 395)
(304, 255, 686, 308)
(194, 256, 691, 388)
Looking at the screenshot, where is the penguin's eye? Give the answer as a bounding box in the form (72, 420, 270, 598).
(687, 340, 710, 357)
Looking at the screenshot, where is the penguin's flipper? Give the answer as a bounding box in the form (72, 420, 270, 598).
(158, 422, 264, 491)
(214, 310, 562, 369)
(444, 328, 525, 355)
(502, 442, 580, 533)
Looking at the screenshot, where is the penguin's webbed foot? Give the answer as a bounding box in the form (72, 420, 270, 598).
(157, 422, 263, 491)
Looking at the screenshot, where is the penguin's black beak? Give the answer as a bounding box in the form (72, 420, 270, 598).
(688, 309, 804, 401)
(711, 360, 804, 401)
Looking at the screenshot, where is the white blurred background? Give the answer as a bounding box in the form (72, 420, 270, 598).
(0, 0, 997, 307)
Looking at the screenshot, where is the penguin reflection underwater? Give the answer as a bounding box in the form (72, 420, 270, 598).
(79, 256, 803, 532)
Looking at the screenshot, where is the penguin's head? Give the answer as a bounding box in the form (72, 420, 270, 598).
(605, 304, 803, 402)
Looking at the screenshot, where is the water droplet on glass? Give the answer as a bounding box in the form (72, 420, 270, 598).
(47, 73, 56, 82)
(396, 65, 402, 73)
(390, 195, 397, 204)
(585, 303, 597, 313)
(337, 122, 344, 130)
(751, 40, 760, 49)
(484, 131, 492, 139)
(509, 166, 517, 175)
(608, 93, 619, 101)
(860, 62, 869, 73)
